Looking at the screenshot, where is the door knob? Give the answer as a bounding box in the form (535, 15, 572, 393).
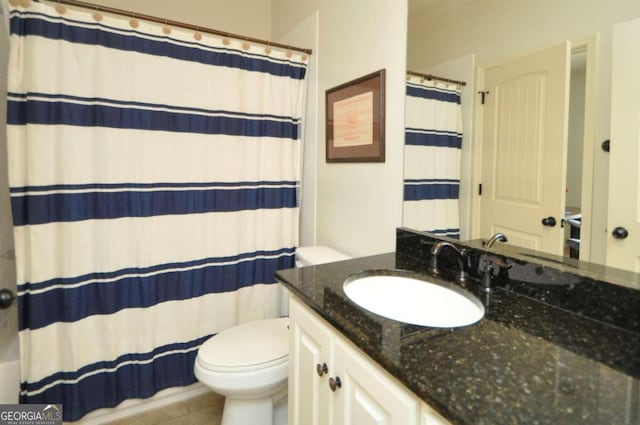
(612, 227, 629, 239)
(541, 216, 557, 227)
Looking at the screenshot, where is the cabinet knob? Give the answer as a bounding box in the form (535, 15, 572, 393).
(316, 363, 328, 377)
(329, 376, 342, 392)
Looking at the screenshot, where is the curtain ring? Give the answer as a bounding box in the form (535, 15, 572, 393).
(129, 13, 139, 29)
(162, 19, 171, 35)
(286, 47, 293, 59)
(55, 1, 66, 14)
(264, 42, 272, 55)
(242, 37, 250, 51)
(194, 26, 202, 41)
(93, 5, 103, 22)
(9, 0, 19, 7)
(222, 34, 231, 46)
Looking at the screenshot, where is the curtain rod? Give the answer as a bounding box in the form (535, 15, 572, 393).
(407, 70, 466, 87)
(35, 0, 313, 56)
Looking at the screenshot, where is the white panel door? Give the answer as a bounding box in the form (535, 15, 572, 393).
(606, 18, 640, 272)
(480, 42, 571, 255)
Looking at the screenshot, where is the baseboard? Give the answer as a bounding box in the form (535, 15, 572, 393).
(73, 383, 210, 424)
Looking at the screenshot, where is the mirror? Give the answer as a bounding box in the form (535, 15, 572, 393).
(404, 0, 640, 272)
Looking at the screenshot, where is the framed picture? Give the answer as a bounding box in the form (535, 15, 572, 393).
(326, 69, 385, 162)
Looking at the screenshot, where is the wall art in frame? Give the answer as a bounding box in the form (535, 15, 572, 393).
(326, 69, 385, 162)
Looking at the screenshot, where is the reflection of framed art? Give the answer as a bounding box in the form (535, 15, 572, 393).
(326, 69, 385, 162)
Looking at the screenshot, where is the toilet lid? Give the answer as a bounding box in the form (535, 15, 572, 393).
(198, 317, 289, 372)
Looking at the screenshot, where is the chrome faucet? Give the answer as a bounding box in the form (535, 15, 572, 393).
(485, 233, 508, 248)
(429, 241, 468, 282)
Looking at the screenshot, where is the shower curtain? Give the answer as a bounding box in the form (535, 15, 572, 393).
(403, 77, 462, 238)
(7, 1, 307, 421)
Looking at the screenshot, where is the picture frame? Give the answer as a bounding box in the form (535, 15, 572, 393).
(326, 69, 386, 162)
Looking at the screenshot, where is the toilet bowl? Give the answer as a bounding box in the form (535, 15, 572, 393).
(194, 246, 350, 425)
(194, 318, 289, 425)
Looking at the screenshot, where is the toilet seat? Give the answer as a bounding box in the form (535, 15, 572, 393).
(198, 317, 289, 373)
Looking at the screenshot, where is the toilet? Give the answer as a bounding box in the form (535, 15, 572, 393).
(194, 246, 350, 425)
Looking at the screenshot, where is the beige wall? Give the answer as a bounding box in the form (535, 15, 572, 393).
(408, 0, 640, 69)
(273, 0, 408, 257)
(90, 0, 272, 40)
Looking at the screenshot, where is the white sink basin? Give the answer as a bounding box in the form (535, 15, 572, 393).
(343, 271, 485, 328)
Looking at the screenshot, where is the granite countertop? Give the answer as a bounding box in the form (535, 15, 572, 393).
(276, 252, 640, 425)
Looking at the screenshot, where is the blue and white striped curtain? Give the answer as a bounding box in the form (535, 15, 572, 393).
(403, 77, 462, 238)
(7, 1, 307, 421)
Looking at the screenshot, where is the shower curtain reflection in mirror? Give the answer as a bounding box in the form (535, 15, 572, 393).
(403, 76, 463, 238)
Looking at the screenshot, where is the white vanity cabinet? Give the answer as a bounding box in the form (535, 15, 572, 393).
(421, 406, 452, 425)
(289, 295, 332, 425)
(289, 295, 452, 425)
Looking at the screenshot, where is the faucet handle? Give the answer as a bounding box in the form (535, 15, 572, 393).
(480, 256, 511, 292)
(452, 247, 470, 282)
(481, 261, 496, 292)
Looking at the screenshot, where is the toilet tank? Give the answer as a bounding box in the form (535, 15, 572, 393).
(279, 247, 351, 317)
(295, 246, 351, 267)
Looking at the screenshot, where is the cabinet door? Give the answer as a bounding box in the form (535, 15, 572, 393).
(421, 403, 452, 425)
(289, 298, 333, 425)
(332, 337, 420, 425)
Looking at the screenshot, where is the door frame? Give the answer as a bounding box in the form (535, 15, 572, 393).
(470, 36, 599, 263)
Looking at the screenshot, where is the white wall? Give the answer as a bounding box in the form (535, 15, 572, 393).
(408, 0, 640, 264)
(273, 0, 408, 257)
(276, 12, 319, 248)
(90, 0, 271, 40)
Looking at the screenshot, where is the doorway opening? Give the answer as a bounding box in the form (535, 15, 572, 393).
(564, 48, 587, 258)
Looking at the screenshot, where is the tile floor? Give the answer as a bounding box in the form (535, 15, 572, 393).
(108, 392, 224, 425)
